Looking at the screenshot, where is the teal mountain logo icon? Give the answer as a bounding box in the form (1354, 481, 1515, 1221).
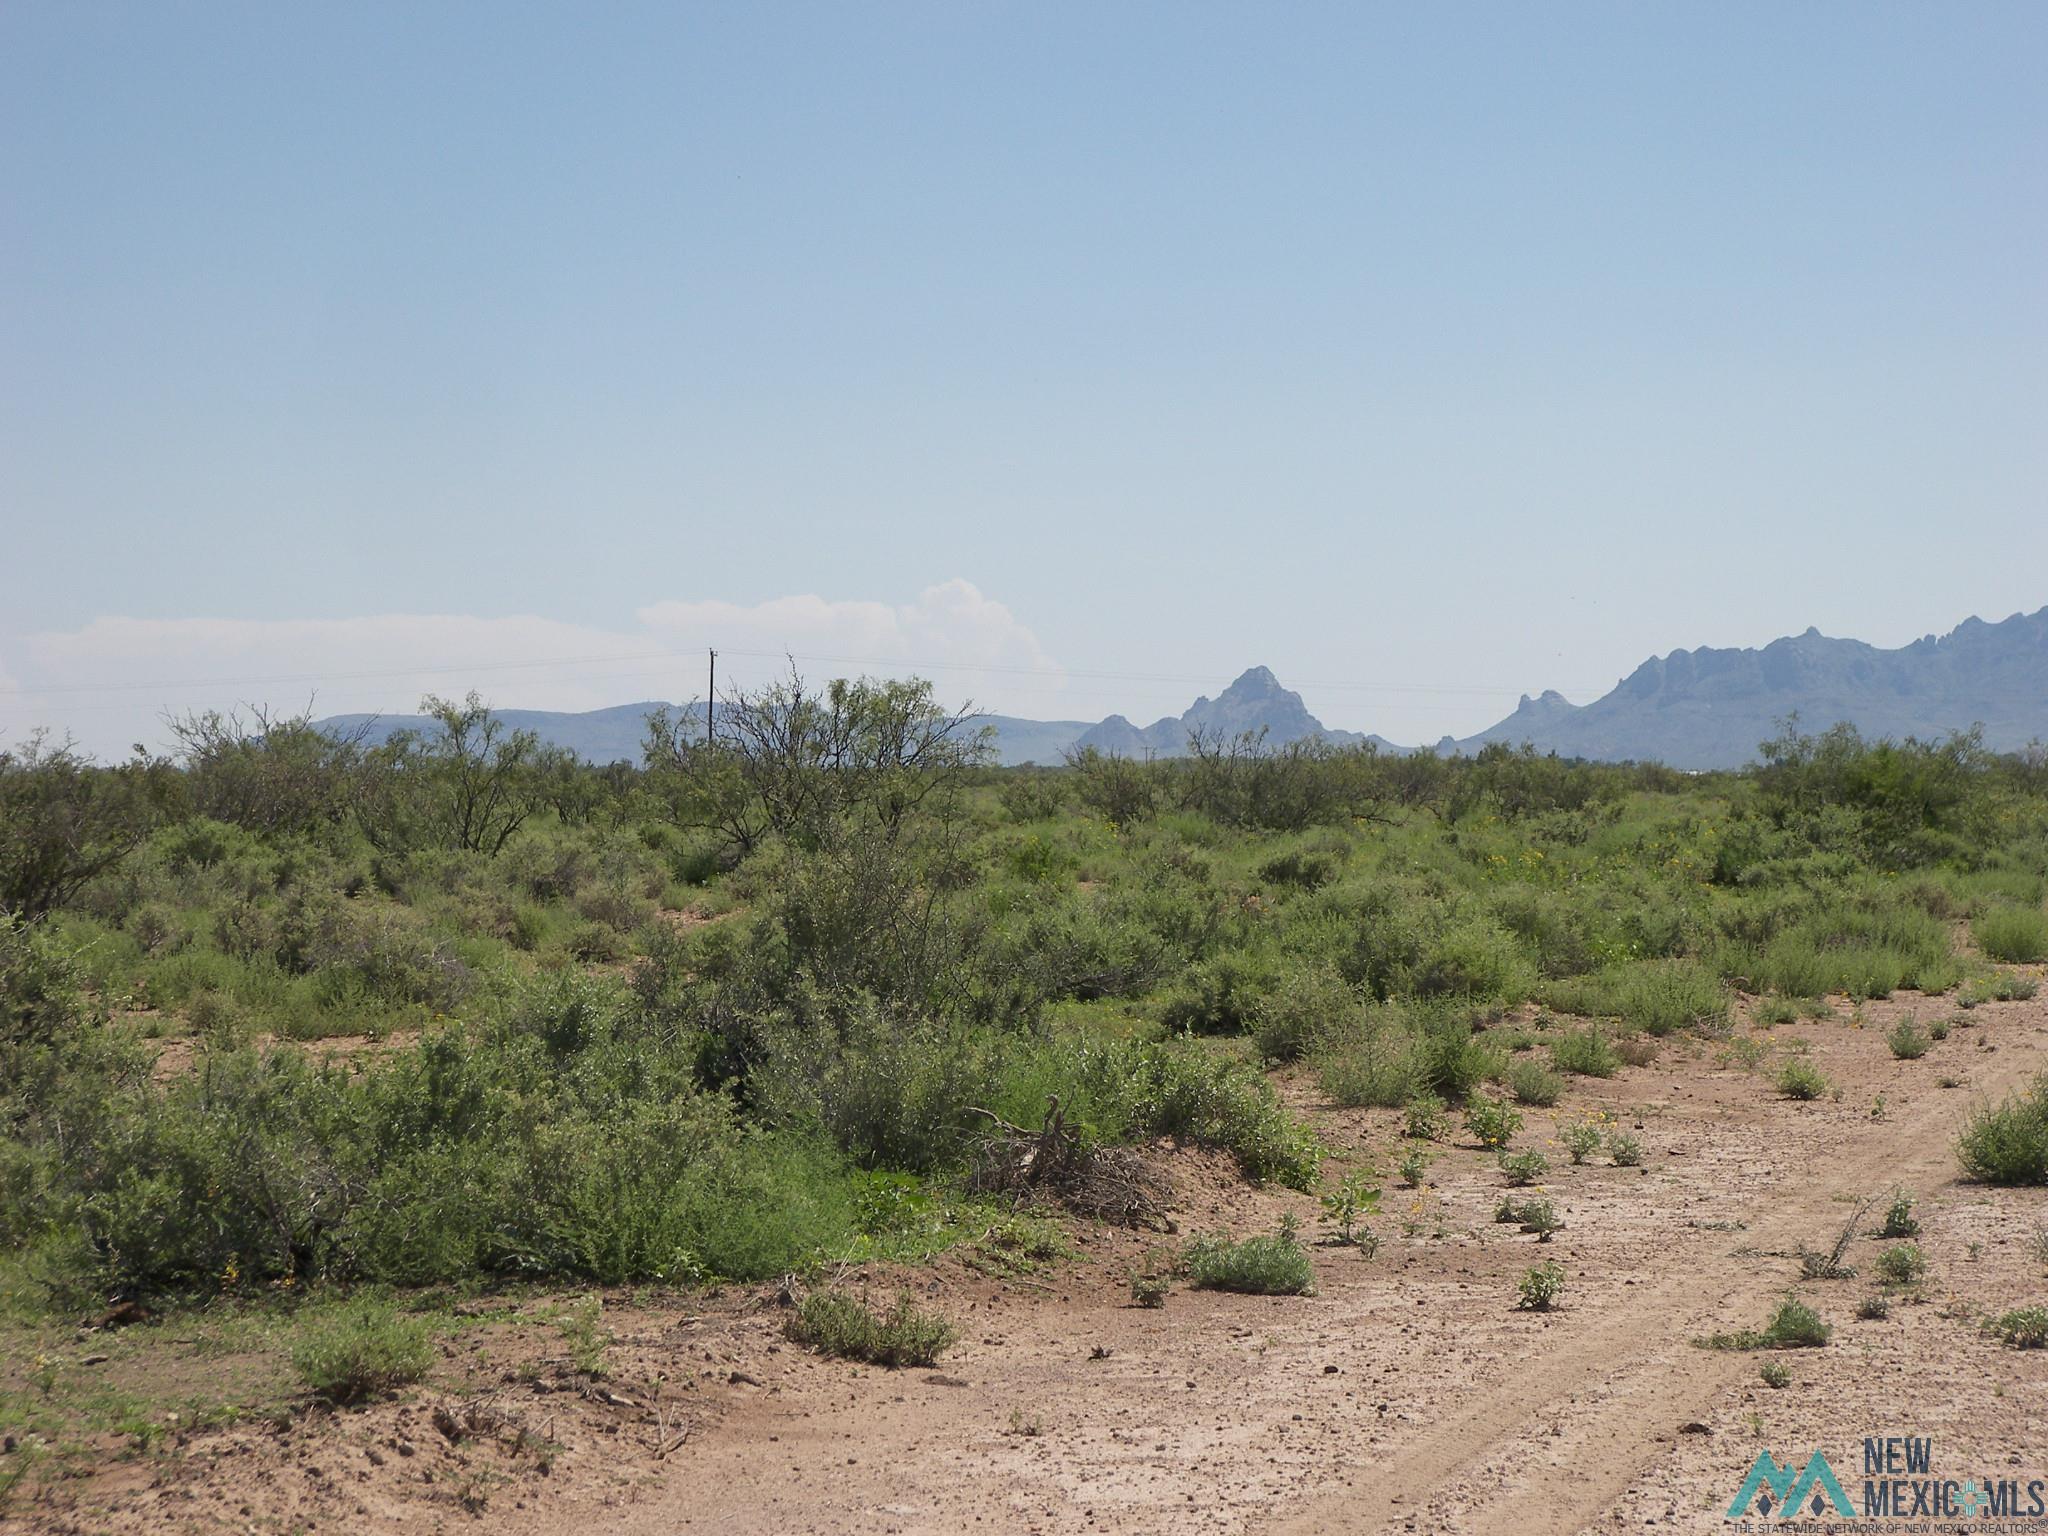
(1728, 1450, 1858, 1519)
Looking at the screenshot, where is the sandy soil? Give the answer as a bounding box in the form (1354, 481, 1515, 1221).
(11, 986, 2048, 1536)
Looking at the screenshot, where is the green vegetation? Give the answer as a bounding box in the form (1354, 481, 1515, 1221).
(290, 1296, 435, 1404)
(1699, 1297, 1832, 1351)
(785, 1290, 957, 1367)
(1776, 1058, 1830, 1101)
(1185, 1218, 1316, 1295)
(1985, 1307, 2048, 1349)
(3, 687, 2046, 1423)
(1516, 1260, 1565, 1311)
(1974, 904, 2048, 964)
(1957, 1077, 2048, 1185)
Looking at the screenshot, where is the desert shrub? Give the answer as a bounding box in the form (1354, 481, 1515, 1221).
(291, 1297, 434, 1404)
(1314, 1012, 1419, 1110)
(1488, 885, 1600, 979)
(1887, 1019, 1930, 1060)
(1759, 1359, 1792, 1389)
(1185, 1220, 1315, 1295)
(1251, 962, 1352, 1064)
(1007, 1034, 1321, 1190)
(1159, 946, 1286, 1034)
(1975, 905, 2048, 964)
(1410, 920, 1534, 1004)
(1464, 1095, 1522, 1150)
(1606, 1129, 1644, 1166)
(1856, 1295, 1891, 1321)
(1986, 1307, 2048, 1349)
(1776, 1058, 1829, 1101)
(1879, 1190, 1919, 1238)
(1506, 1059, 1562, 1107)
(1562, 1120, 1603, 1164)
(1413, 1008, 1503, 1101)
(1873, 1243, 1926, 1286)
(1259, 849, 1339, 891)
(785, 1290, 956, 1367)
(1957, 1076, 2048, 1184)
(1739, 898, 1956, 998)
(1542, 959, 1726, 1036)
(1699, 1297, 1831, 1350)
(1516, 1260, 1565, 1311)
(1403, 1093, 1450, 1141)
(1498, 1149, 1548, 1186)
(1550, 1028, 1621, 1078)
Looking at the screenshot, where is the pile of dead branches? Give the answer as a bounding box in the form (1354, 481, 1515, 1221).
(965, 1095, 1175, 1230)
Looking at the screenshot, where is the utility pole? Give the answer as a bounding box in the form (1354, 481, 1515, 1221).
(706, 649, 717, 745)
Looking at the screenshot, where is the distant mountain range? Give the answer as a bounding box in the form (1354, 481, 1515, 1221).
(317, 605, 2048, 770)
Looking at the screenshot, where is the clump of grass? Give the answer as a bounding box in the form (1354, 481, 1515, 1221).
(1887, 1019, 1931, 1060)
(1516, 1260, 1565, 1311)
(786, 1290, 957, 1367)
(1551, 1028, 1621, 1079)
(1873, 1243, 1927, 1287)
(1973, 905, 2048, 964)
(1985, 1306, 2048, 1349)
(1856, 1295, 1890, 1321)
(291, 1297, 434, 1405)
(1498, 1149, 1549, 1187)
(1776, 1058, 1829, 1101)
(1506, 1058, 1563, 1107)
(1185, 1217, 1315, 1296)
(1759, 1359, 1792, 1389)
(1464, 1095, 1523, 1150)
(1957, 1075, 2048, 1185)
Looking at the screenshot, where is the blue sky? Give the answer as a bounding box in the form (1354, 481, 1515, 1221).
(4, 2, 2043, 754)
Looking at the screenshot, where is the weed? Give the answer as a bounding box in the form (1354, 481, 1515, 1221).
(1775, 1058, 1829, 1101)
(785, 1290, 957, 1367)
(1516, 1260, 1565, 1312)
(1855, 1295, 1890, 1321)
(1514, 1197, 1563, 1241)
(1886, 1019, 1931, 1060)
(1974, 905, 2048, 964)
(1985, 1307, 2048, 1349)
(291, 1297, 434, 1405)
(1957, 1075, 2048, 1184)
(1403, 1093, 1450, 1142)
(1759, 1359, 1792, 1389)
(1498, 1149, 1549, 1187)
(1698, 1297, 1831, 1350)
(1878, 1191, 1920, 1239)
(1873, 1243, 1927, 1287)
(1395, 1145, 1431, 1188)
(1562, 1120, 1604, 1164)
(1605, 1129, 1644, 1167)
(1185, 1219, 1315, 1296)
(556, 1294, 610, 1378)
(1551, 1028, 1621, 1078)
(1464, 1095, 1523, 1150)
(1319, 1170, 1382, 1247)
(1507, 1058, 1563, 1107)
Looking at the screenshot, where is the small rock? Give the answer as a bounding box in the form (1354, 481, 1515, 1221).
(1679, 1422, 1712, 1436)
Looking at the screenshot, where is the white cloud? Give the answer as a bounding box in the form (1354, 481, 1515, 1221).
(0, 582, 1064, 759)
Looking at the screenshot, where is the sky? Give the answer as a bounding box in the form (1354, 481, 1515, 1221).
(3, 2, 2044, 758)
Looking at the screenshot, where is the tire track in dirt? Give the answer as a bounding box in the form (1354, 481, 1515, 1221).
(1264, 1031, 2047, 1536)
